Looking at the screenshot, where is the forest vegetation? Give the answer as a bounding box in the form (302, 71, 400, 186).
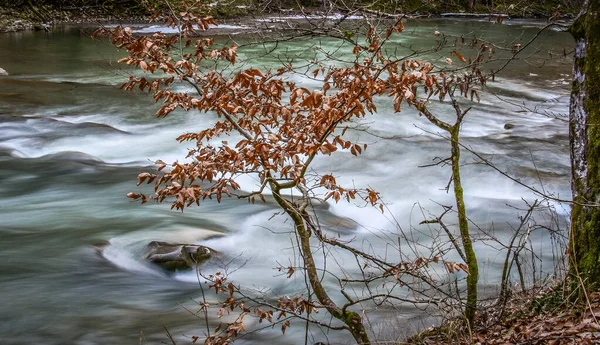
(0, 0, 584, 23)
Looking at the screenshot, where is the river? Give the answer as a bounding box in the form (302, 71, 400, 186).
(0, 18, 573, 344)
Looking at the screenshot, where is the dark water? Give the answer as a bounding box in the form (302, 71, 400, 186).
(0, 19, 573, 344)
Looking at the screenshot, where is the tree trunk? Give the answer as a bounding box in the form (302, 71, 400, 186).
(418, 102, 479, 328)
(450, 125, 478, 329)
(270, 182, 371, 344)
(569, 0, 600, 290)
(467, 0, 475, 12)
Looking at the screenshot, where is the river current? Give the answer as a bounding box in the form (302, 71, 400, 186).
(0, 18, 573, 344)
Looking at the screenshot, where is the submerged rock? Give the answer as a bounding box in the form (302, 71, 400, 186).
(33, 23, 50, 32)
(504, 123, 515, 130)
(146, 241, 218, 271)
(319, 213, 357, 233)
(0, 67, 8, 76)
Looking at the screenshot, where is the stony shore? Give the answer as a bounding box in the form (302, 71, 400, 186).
(0, 5, 147, 33)
(0, 1, 578, 35)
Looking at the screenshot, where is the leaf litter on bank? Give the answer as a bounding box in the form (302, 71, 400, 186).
(410, 288, 600, 344)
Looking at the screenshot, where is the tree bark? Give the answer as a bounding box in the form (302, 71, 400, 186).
(569, 0, 600, 290)
(450, 125, 479, 329)
(270, 181, 371, 344)
(418, 102, 479, 328)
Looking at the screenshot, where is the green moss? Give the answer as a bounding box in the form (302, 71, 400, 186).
(529, 287, 567, 313)
(340, 310, 360, 325)
(569, 0, 600, 291)
(450, 126, 479, 328)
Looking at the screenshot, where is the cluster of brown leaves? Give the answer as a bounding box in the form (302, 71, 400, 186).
(198, 271, 320, 343)
(380, 256, 470, 282)
(477, 292, 600, 345)
(201, 315, 246, 345)
(194, 272, 247, 345)
(95, 8, 488, 214)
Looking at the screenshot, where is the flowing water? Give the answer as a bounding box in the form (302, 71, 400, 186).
(0, 19, 573, 344)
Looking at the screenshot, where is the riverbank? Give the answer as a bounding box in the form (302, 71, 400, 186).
(0, 0, 580, 34)
(0, 3, 147, 33)
(408, 282, 600, 344)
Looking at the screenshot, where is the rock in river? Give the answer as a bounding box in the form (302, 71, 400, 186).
(0, 67, 8, 76)
(146, 241, 219, 271)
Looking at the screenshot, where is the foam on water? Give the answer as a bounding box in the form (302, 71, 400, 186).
(0, 108, 221, 164)
(274, 14, 365, 20)
(101, 242, 164, 276)
(132, 24, 247, 34)
(170, 211, 305, 290)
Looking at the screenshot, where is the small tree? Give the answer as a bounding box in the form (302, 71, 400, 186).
(95, 3, 500, 342)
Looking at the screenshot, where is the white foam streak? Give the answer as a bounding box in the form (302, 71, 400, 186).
(133, 24, 247, 34)
(257, 14, 364, 22)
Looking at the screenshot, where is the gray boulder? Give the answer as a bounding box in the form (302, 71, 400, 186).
(0, 68, 8, 76)
(146, 241, 218, 271)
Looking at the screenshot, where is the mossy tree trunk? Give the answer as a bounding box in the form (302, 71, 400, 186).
(450, 125, 479, 328)
(569, 0, 600, 290)
(419, 101, 478, 329)
(269, 181, 371, 345)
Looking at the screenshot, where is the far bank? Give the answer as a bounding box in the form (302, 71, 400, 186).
(0, 0, 581, 33)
